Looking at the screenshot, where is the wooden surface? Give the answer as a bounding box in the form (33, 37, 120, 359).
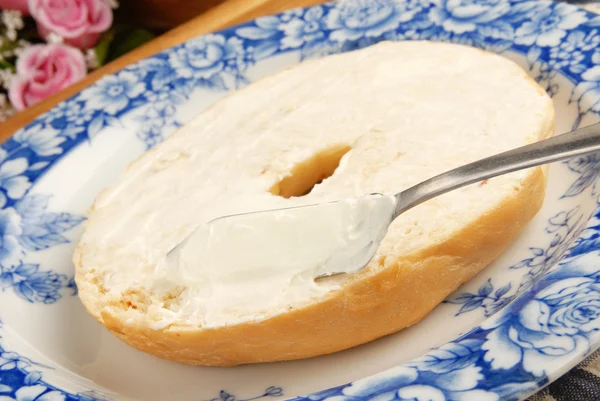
(0, 0, 328, 139)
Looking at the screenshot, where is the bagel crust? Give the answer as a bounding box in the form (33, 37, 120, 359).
(74, 40, 554, 366)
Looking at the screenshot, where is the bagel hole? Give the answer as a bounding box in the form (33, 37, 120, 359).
(270, 145, 351, 198)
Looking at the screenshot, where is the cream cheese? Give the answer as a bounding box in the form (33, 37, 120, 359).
(161, 194, 396, 327)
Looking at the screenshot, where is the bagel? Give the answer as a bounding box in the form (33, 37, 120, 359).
(74, 41, 555, 366)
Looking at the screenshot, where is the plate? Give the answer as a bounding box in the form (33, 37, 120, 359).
(1, 1, 600, 400)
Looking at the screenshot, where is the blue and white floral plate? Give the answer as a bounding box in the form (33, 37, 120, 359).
(1, 0, 600, 400)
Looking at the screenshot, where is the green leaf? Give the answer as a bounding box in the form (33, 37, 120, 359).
(93, 29, 115, 67)
(108, 26, 155, 62)
(0, 59, 15, 72)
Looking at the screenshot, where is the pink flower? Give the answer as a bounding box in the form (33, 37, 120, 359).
(29, 0, 113, 50)
(8, 44, 86, 110)
(0, 0, 29, 15)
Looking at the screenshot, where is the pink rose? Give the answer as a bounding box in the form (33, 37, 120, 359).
(29, 0, 113, 50)
(9, 44, 86, 110)
(0, 0, 29, 15)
